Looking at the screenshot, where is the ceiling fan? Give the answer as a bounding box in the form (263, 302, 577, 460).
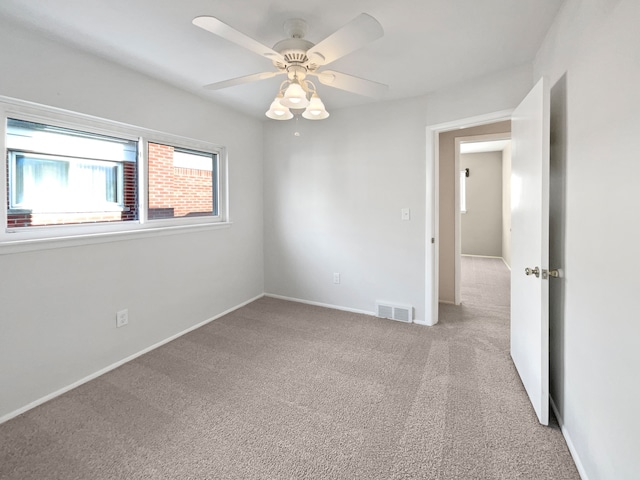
(192, 13, 388, 120)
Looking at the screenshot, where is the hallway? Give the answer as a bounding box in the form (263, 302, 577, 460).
(460, 255, 511, 308)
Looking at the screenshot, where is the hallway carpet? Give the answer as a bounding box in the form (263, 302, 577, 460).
(0, 257, 579, 479)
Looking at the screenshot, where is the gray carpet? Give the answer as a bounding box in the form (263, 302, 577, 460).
(0, 257, 579, 479)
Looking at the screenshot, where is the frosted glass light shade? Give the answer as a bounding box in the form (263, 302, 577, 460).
(280, 82, 310, 108)
(265, 96, 293, 120)
(302, 94, 329, 120)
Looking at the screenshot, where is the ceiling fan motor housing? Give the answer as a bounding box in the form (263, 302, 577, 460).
(272, 37, 319, 72)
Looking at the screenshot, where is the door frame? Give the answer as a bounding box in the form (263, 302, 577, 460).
(423, 109, 513, 326)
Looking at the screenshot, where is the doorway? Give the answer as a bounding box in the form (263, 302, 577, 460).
(423, 111, 514, 326)
(437, 121, 511, 307)
(457, 135, 512, 304)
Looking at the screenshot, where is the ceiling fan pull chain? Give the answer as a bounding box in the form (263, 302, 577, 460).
(294, 115, 301, 136)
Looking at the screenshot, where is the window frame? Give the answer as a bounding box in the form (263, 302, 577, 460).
(0, 96, 229, 253)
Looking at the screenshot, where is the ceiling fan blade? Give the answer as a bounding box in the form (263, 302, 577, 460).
(306, 13, 383, 66)
(313, 70, 388, 98)
(204, 71, 283, 90)
(193, 16, 285, 64)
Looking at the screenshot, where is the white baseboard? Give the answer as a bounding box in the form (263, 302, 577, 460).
(264, 293, 376, 317)
(412, 319, 434, 326)
(264, 293, 435, 326)
(0, 293, 264, 425)
(460, 253, 511, 271)
(550, 396, 590, 480)
(439, 300, 456, 305)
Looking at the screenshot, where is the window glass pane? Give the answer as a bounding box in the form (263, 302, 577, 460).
(460, 170, 467, 213)
(148, 142, 218, 220)
(6, 118, 138, 228)
(13, 154, 121, 210)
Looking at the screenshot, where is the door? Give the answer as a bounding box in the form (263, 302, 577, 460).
(510, 77, 550, 425)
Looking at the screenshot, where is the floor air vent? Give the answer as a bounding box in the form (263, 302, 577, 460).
(375, 302, 413, 323)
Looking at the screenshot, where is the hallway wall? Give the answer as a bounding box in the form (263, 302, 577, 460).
(460, 151, 503, 257)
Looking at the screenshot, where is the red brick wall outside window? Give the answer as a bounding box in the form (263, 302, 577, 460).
(148, 143, 214, 219)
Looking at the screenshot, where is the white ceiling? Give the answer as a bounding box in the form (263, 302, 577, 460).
(0, 0, 565, 119)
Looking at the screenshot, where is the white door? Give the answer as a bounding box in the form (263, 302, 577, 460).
(510, 77, 550, 425)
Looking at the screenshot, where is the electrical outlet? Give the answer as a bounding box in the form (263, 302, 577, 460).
(333, 273, 341, 284)
(116, 309, 129, 328)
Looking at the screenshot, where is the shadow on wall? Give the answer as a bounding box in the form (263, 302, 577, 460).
(549, 72, 568, 417)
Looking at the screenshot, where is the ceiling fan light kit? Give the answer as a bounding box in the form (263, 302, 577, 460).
(265, 93, 294, 120)
(193, 12, 388, 122)
(280, 80, 310, 109)
(273, 73, 328, 120)
(302, 93, 329, 120)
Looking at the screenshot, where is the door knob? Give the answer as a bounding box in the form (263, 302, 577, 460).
(525, 266, 540, 278)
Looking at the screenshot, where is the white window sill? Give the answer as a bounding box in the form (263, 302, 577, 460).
(0, 221, 232, 255)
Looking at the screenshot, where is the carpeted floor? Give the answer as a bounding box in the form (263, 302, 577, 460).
(0, 257, 579, 479)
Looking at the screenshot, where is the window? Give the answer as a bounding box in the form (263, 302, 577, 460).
(147, 142, 218, 220)
(1, 96, 228, 247)
(6, 119, 137, 228)
(460, 169, 467, 213)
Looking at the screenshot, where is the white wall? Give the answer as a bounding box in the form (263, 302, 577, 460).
(535, 0, 640, 478)
(460, 151, 503, 257)
(425, 63, 532, 126)
(264, 96, 428, 320)
(0, 19, 264, 419)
